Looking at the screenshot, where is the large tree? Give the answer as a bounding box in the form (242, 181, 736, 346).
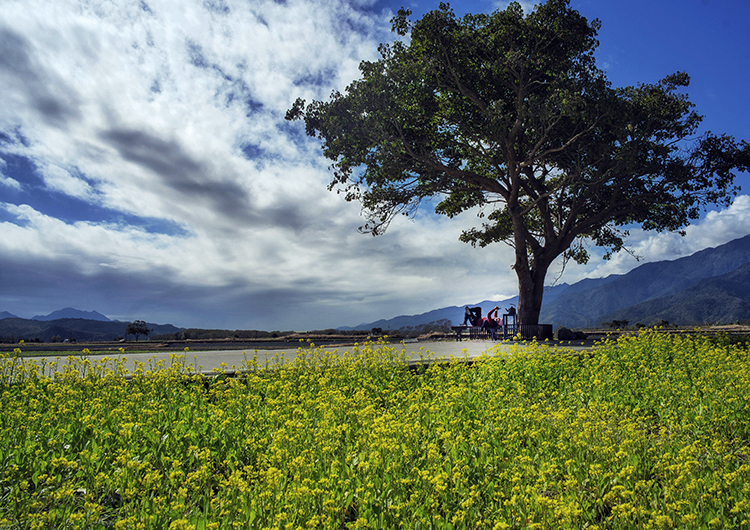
(126, 320, 152, 342)
(287, 0, 748, 326)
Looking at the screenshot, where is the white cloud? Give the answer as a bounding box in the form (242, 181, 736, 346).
(0, 175, 21, 190)
(37, 163, 95, 199)
(0, 156, 22, 190)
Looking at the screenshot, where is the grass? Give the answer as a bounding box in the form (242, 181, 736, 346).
(1, 330, 749, 529)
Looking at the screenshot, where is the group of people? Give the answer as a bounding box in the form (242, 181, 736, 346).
(462, 304, 516, 337)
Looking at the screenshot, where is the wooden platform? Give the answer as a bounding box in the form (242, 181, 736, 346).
(450, 326, 490, 341)
(451, 323, 552, 341)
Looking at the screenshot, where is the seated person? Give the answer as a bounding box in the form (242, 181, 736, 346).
(463, 306, 483, 326)
(482, 306, 501, 330)
(481, 306, 502, 339)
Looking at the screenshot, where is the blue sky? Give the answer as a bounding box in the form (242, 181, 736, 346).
(1, 0, 748, 330)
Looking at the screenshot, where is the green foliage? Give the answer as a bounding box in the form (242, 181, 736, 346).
(288, 0, 748, 323)
(125, 320, 152, 341)
(2, 332, 750, 528)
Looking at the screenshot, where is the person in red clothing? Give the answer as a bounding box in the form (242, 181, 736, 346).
(481, 306, 501, 338)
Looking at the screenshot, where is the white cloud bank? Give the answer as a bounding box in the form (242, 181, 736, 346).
(0, 0, 524, 329)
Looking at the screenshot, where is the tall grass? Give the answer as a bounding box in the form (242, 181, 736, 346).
(1, 331, 748, 529)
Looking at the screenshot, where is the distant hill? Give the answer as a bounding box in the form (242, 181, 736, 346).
(0, 311, 18, 319)
(0, 317, 181, 342)
(600, 260, 750, 326)
(342, 234, 750, 331)
(540, 233, 750, 328)
(32, 308, 111, 322)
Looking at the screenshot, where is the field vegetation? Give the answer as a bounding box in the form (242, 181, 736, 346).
(1, 330, 749, 529)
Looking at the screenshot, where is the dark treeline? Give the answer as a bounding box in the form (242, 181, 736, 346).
(153, 320, 453, 341)
(152, 328, 374, 341)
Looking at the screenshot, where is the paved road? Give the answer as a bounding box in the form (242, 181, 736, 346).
(20, 339, 595, 377)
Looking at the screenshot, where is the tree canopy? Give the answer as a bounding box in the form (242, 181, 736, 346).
(126, 320, 152, 341)
(287, 0, 749, 325)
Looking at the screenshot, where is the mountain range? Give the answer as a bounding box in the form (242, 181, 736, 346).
(31, 308, 111, 322)
(0, 312, 181, 342)
(0, 308, 111, 322)
(341, 233, 750, 331)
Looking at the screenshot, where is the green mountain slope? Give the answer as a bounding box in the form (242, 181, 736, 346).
(540, 234, 750, 328)
(600, 261, 750, 326)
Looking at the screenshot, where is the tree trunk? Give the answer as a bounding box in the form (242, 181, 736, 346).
(516, 266, 547, 326)
(514, 242, 554, 326)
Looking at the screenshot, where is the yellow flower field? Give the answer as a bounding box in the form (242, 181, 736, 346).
(1, 330, 749, 529)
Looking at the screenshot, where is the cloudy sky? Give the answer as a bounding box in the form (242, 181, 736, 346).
(1, 0, 748, 330)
